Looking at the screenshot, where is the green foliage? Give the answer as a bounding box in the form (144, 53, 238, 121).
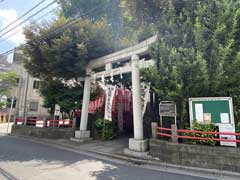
(40, 80, 103, 116)
(0, 102, 4, 110)
(184, 121, 217, 146)
(39, 80, 83, 116)
(23, 16, 113, 114)
(22, 0, 240, 124)
(58, 0, 125, 46)
(236, 122, 240, 133)
(23, 17, 114, 81)
(95, 119, 114, 140)
(236, 122, 240, 146)
(0, 71, 18, 96)
(140, 0, 240, 123)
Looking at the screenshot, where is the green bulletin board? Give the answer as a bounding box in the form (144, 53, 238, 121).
(192, 100, 230, 123)
(189, 97, 236, 147)
(189, 97, 234, 125)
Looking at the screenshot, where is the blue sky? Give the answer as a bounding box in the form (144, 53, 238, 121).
(0, 0, 58, 61)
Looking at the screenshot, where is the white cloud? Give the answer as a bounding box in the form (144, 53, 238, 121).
(0, 9, 25, 45)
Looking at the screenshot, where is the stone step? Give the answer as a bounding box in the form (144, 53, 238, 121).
(70, 137, 92, 143)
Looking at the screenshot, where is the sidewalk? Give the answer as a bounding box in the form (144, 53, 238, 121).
(9, 134, 240, 180)
(0, 122, 13, 134)
(57, 137, 129, 156)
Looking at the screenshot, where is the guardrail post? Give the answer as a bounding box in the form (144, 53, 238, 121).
(24, 117, 27, 125)
(171, 124, 178, 143)
(151, 122, 158, 139)
(72, 117, 76, 129)
(43, 117, 47, 128)
(13, 116, 16, 125)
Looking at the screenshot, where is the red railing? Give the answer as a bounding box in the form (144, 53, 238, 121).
(16, 117, 24, 125)
(157, 127, 172, 137)
(16, 117, 73, 128)
(47, 119, 72, 128)
(27, 118, 38, 126)
(177, 129, 240, 136)
(157, 126, 240, 143)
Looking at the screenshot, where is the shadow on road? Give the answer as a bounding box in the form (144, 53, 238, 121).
(0, 136, 213, 180)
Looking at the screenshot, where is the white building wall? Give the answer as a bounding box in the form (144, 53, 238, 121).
(9, 51, 49, 119)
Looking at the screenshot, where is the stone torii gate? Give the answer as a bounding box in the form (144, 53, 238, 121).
(73, 35, 158, 153)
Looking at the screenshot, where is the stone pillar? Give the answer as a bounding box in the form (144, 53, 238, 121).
(117, 103, 124, 132)
(43, 117, 47, 128)
(24, 116, 27, 125)
(74, 74, 91, 141)
(128, 55, 148, 152)
(80, 76, 91, 131)
(72, 117, 76, 129)
(13, 116, 17, 125)
(151, 122, 158, 139)
(171, 124, 178, 143)
(131, 55, 144, 140)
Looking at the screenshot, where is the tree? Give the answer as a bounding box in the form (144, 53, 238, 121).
(22, 0, 240, 122)
(140, 0, 240, 124)
(23, 17, 114, 81)
(58, 0, 124, 39)
(0, 71, 17, 109)
(40, 79, 103, 116)
(22, 15, 114, 115)
(221, 7, 240, 119)
(0, 71, 17, 96)
(40, 80, 83, 117)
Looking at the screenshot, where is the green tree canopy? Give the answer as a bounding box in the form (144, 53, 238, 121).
(40, 79, 103, 116)
(22, 15, 114, 115)
(0, 71, 17, 96)
(0, 71, 17, 109)
(39, 80, 83, 116)
(23, 17, 114, 81)
(139, 0, 240, 122)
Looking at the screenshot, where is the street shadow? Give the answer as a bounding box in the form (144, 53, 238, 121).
(0, 136, 81, 166)
(89, 164, 210, 180)
(0, 136, 211, 180)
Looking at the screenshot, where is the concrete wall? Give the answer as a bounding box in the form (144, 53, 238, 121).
(11, 125, 74, 139)
(150, 139, 240, 172)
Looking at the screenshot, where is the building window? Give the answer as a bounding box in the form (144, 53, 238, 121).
(6, 97, 17, 108)
(33, 80, 40, 89)
(29, 101, 38, 112)
(16, 78, 20, 85)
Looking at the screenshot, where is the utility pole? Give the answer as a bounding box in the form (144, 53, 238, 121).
(7, 96, 14, 134)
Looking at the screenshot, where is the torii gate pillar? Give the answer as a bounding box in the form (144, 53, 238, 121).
(128, 55, 148, 152)
(72, 70, 91, 142)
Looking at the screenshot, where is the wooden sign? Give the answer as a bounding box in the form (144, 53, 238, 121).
(159, 101, 176, 117)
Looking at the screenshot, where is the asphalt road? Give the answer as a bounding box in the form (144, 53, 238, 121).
(0, 135, 221, 180)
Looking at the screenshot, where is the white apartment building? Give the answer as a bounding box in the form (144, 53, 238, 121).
(1, 51, 49, 119)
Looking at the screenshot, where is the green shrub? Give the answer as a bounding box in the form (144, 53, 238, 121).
(236, 122, 240, 146)
(236, 122, 240, 133)
(184, 121, 217, 146)
(95, 119, 114, 140)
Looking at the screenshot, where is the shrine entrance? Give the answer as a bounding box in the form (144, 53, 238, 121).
(72, 35, 158, 154)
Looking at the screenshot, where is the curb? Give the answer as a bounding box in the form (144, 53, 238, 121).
(8, 134, 240, 180)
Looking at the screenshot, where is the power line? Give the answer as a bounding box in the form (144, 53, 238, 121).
(0, 8, 58, 44)
(0, 0, 57, 38)
(0, 1, 110, 56)
(0, 0, 48, 34)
